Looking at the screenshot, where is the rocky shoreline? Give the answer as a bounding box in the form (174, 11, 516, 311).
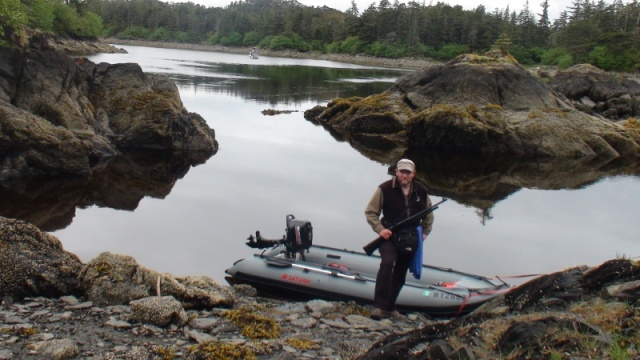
(0, 293, 432, 360)
(1, 262, 639, 360)
(1, 217, 640, 360)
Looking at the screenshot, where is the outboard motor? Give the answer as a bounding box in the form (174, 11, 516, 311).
(284, 214, 312, 259)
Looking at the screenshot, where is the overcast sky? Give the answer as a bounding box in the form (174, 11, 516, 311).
(172, 0, 588, 22)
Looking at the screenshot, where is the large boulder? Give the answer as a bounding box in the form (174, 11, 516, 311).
(549, 64, 640, 120)
(80, 59, 218, 156)
(129, 296, 189, 327)
(406, 103, 640, 158)
(0, 217, 83, 300)
(78, 252, 235, 309)
(0, 44, 218, 185)
(304, 52, 640, 160)
(395, 52, 568, 111)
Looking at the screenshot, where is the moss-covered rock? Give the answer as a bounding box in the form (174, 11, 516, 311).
(0, 44, 218, 185)
(304, 51, 640, 161)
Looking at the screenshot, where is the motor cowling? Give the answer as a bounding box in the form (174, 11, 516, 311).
(284, 214, 312, 253)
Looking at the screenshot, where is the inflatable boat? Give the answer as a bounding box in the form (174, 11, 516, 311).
(225, 215, 511, 316)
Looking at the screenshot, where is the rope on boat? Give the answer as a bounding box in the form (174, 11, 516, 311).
(456, 294, 471, 317)
(454, 287, 513, 317)
(488, 273, 544, 280)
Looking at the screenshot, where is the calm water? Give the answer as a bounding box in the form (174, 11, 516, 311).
(8, 45, 640, 286)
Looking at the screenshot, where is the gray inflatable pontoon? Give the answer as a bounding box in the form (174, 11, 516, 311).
(226, 223, 511, 316)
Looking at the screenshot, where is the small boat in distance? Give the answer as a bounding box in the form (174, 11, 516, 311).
(225, 215, 511, 316)
(249, 47, 259, 59)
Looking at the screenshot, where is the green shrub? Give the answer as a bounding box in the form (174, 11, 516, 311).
(290, 33, 310, 52)
(243, 31, 260, 46)
(0, 0, 28, 37)
(419, 45, 439, 59)
(52, 2, 77, 36)
(220, 31, 242, 46)
(269, 35, 293, 50)
(258, 35, 273, 48)
(326, 40, 341, 53)
(150, 27, 172, 41)
(540, 47, 575, 69)
(78, 11, 103, 38)
(101, 26, 115, 37)
(556, 53, 574, 69)
(50, 2, 102, 38)
(175, 31, 202, 43)
(308, 39, 324, 51)
(341, 36, 364, 55)
(26, 0, 54, 31)
(366, 41, 405, 58)
(510, 45, 544, 65)
(587, 46, 639, 72)
(116, 26, 151, 40)
(206, 32, 220, 45)
(435, 44, 469, 61)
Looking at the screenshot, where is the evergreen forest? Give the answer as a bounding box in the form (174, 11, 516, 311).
(2, 0, 640, 72)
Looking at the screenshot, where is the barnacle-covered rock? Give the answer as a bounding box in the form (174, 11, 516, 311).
(78, 252, 235, 309)
(0, 217, 83, 300)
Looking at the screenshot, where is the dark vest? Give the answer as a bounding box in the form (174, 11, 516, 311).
(379, 178, 429, 229)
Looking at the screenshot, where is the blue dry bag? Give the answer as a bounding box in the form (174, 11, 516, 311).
(409, 226, 423, 279)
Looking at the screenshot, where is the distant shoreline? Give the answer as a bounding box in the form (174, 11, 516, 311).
(104, 38, 438, 70)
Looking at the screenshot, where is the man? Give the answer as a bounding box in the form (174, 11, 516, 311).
(364, 159, 433, 319)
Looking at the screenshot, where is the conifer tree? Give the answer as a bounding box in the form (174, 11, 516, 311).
(493, 31, 513, 53)
(347, 0, 359, 16)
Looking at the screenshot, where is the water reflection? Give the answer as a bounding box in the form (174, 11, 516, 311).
(5, 126, 639, 233)
(411, 153, 640, 209)
(0, 152, 194, 231)
(88, 45, 407, 106)
(170, 64, 402, 105)
(306, 106, 640, 212)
